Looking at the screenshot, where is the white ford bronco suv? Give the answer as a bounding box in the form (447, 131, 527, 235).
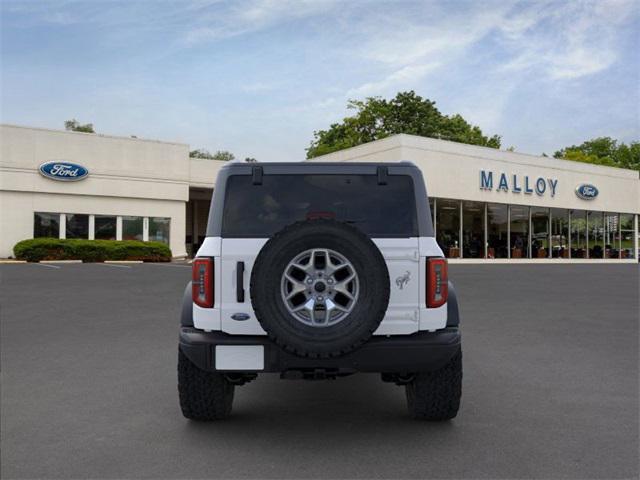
(179, 162, 462, 421)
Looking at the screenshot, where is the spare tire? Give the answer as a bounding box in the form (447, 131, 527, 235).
(250, 219, 390, 358)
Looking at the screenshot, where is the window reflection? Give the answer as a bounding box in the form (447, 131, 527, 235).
(95, 216, 117, 240)
(34, 212, 59, 238)
(531, 207, 550, 259)
(551, 209, 570, 258)
(122, 216, 143, 241)
(588, 211, 604, 258)
(436, 199, 460, 258)
(620, 214, 635, 259)
(66, 214, 89, 239)
(487, 203, 508, 259)
(510, 206, 529, 258)
(462, 201, 484, 258)
(570, 211, 587, 258)
(149, 217, 170, 244)
(603, 213, 619, 259)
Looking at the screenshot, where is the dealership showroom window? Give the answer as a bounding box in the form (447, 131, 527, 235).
(33, 212, 171, 244)
(429, 199, 636, 260)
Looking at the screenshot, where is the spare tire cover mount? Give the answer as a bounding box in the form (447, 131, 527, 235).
(250, 219, 390, 358)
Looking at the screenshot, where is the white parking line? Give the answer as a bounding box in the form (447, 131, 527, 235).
(36, 263, 61, 269)
(96, 263, 131, 269)
(148, 263, 192, 268)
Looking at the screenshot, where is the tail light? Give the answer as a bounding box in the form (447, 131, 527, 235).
(192, 258, 214, 308)
(427, 258, 448, 308)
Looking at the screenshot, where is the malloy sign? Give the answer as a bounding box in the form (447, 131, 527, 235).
(480, 170, 558, 197)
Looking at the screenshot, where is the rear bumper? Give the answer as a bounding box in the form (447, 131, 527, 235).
(179, 327, 461, 374)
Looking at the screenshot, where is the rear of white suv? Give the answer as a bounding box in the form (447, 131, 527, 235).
(179, 162, 461, 421)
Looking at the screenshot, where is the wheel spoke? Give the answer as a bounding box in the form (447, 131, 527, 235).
(292, 298, 315, 314)
(324, 254, 342, 276)
(285, 281, 307, 299)
(291, 262, 312, 275)
(333, 272, 356, 300)
(329, 300, 349, 313)
(281, 248, 358, 327)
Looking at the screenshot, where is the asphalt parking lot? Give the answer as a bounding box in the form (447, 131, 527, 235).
(1, 263, 638, 479)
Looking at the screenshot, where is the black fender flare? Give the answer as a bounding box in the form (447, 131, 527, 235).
(446, 281, 460, 327)
(180, 282, 194, 327)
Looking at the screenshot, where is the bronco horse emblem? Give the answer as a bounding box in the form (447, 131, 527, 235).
(395, 271, 411, 290)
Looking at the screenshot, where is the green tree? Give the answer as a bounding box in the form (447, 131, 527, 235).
(64, 119, 95, 133)
(306, 91, 501, 158)
(554, 137, 640, 171)
(189, 149, 236, 161)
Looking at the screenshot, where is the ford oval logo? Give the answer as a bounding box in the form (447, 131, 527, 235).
(39, 161, 89, 182)
(575, 184, 598, 200)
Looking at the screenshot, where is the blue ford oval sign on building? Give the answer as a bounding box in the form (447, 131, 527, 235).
(39, 161, 89, 182)
(575, 184, 598, 200)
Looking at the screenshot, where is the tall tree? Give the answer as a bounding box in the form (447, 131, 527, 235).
(554, 137, 640, 171)
(307, 91, 501, 158)
(64, 119, 95, 133)
(190, 149, 236, 161)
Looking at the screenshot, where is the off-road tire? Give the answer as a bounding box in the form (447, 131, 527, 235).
(251, 219, 390, 358)
(178, 349, 234, 420)
(406, 348, 462, 421)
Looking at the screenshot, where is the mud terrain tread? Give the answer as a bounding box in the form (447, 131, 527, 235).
(178, 349, 234, 420)
(406, 348, 462, 421)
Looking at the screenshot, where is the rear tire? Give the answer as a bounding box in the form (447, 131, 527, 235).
(178, 349, 234, 420)
(406, 348, 462, 421)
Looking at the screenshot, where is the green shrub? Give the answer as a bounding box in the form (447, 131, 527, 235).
(13, 238, 172, 262)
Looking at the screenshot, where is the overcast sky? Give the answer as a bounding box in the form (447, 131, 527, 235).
(2, 0, 639, 161)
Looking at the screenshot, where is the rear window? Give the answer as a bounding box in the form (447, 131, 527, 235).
(221, 174, 418, 237)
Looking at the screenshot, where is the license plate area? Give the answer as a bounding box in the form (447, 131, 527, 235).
(215, 345, 264, 371)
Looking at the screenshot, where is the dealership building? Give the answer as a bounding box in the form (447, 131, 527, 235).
(1, 124, 638, 262)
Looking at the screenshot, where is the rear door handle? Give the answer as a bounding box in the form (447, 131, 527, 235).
(236, 261, 245, 302)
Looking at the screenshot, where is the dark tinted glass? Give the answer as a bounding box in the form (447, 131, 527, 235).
(149, 217, 170, 244)
(66, 214, 89, 239)
(95, 215, 116, 240)
(531, 207, 549, 259)
(510, 205, 529, 258)
(34, 212, 59, 238)
(122, 216, 143, 241)
(462, 201, 484, 258)
(436, 199, 460, 258)
(222, 174, 417, 237)
(487, 203, 508, 258)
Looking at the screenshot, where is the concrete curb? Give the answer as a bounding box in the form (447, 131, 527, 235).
(40, 260, 82, 264)
(0, 259, 27, 264)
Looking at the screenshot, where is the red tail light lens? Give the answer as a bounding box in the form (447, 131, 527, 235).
(427, 258, 448, 308)
(192, 258, 214, 308)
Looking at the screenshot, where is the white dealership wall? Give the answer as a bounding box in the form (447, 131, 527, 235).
(0, 124, 225, 258)
(2, 125, 638, 261)
(313, 134, 639, 213)
(313, 134, 640, 261)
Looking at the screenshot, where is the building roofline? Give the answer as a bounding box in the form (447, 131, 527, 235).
(0, 123, 189, 147)
(312, 133, 638, 180)
(394, 133, 639, 179)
